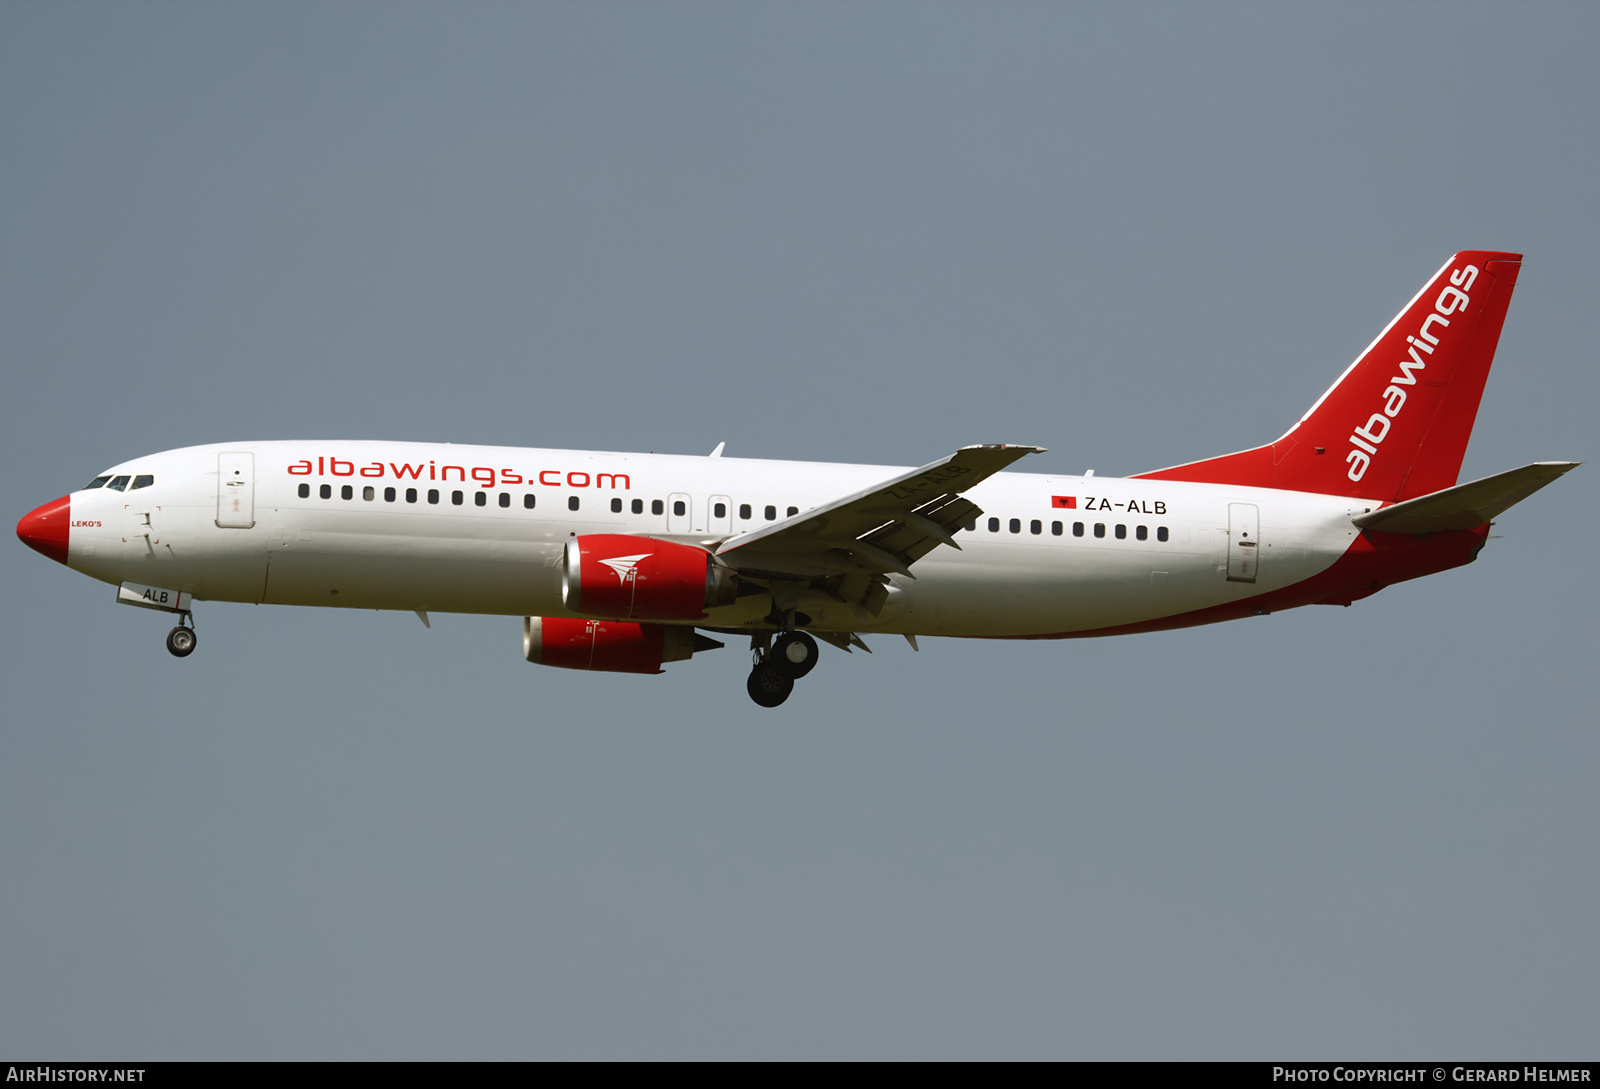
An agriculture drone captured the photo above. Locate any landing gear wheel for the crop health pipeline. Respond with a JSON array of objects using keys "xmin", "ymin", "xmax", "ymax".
[
  {"xmin": 747, "ymin": 661, "xmax": 795, "ymax": 707},
  {"xmin": 771, "ymin": 631, "xmax": 819, "ymax": 679},
  {"xmin": 166, "ymin": 626, "xmax": 197, "ymax": 658}
]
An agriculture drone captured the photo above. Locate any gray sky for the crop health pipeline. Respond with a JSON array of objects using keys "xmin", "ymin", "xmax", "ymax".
[{"xmin": 2, "ymin": 1, "xmax": 1595, "ymax": 1060}]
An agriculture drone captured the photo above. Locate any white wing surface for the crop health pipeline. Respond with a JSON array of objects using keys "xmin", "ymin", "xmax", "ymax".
[{"xmin": 715, "ymin": 444, "xmax": 1045, "ymax": 582}]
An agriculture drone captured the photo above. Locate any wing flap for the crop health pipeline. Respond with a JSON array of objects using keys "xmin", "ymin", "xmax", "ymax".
[
  {"xmin": 1353, "ymin": 461, "xmax": 1578, "ymax": 534},
  {"xmin": 857, "ymin": 495, "xmax": 981, "ymax": 568}
]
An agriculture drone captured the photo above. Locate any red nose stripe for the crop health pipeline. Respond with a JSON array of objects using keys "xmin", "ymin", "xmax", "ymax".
[{"xmin": 17, "ymin": 496, "xmax": 70, "ymax": 566}]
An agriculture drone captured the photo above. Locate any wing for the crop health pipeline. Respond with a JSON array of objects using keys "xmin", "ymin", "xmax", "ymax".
[{"xmin": 715, "ymin": 443, "xmax": 1045, "ymax": 583}]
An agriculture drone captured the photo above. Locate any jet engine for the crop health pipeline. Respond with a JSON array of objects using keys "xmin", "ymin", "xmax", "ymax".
[
  {"xmin": 561, "ymin": 534, "xmax": 738, "ymax": 621},
  {"xmin": 523, "ymin": 616, "xmax": 723, "ymax": 674}
]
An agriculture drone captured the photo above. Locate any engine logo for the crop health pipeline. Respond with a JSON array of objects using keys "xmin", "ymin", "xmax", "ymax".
[{"xmin": 598, "ymin": 554, "xmax": 651, "ymax": 584}]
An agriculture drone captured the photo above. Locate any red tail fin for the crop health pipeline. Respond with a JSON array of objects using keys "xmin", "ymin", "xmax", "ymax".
[{"xmin": 1134, "ymin": 251, "xmax": 1522, "ymax": 501}]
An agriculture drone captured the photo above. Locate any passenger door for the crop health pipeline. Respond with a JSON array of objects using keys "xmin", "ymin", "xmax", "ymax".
[
  {"xmin": 216, "ymin": 452, "xmax": 256, "ymax": 529},
  {"xmin": 1227, "ymin": 502, "xmax": 1259, "ymax": 583}
]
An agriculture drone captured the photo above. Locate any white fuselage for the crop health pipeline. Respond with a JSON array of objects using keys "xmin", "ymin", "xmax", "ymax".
[{"xmin": 62, "ymin": 440, "xmax": 1376, "ymax": 638}]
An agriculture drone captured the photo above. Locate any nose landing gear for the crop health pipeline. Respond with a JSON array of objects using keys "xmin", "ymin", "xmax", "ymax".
[
  {"xmin": 114, "ymin": 582, "xmax": 199, "ymax": 659},
  {"xmin": 165, "ymin": 613, "xmax": 197, "ymax": 658}
]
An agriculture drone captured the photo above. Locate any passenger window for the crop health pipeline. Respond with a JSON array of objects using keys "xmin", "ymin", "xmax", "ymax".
[
  {"xmin": 611, "ymin": 498, "xmax": 622, "ymax": 513},
  {"xmin": 739, "ymin": 504, "xmax": 751, "ymax": 520},
  {"xmin": 713, "ymin": 502, "xmax": 727, "ymax": 518},
  {"xmin": 1115, "ymin": 524, "xmax": 1126, "ymax": 539},
  {"xmin": 966, "ymin": 520, "xmax": 977, "ymax": 532},
  {"xmin": 1051, "ymin": 521, "xmax": 1062, "ymax": 536},
  {"xmin": 452, "ymin": 490, "xmax": 463, "ymax": 505},
  {"xmin": 1157, "ymin": 526, "xmax": 1169, "ymax": 542},
  {"xmin": 499, "ymin": 492, "xmax": 510, "ymax": 508},
  {"xmin": 428, "ymin": 489, "xmax": 439, "ymax": 504},
  {"xmin": 320, "ymin": 484, "xmax": 332, "ymax": 499},
  {"xmin": 407, "ymin": 488, "xmax": 418, "ymax": 503},
  {"xmin": 298, "ymin": 483, "xmax": 310, "ymax": 499},
  {"xmin": 473, "ymin": 491, "xmax": 486, "ymax": 507},
  {"xmin": 1136, "ymin": 525, "xmax": 1148, "ymax": 540},
  {"xmin": 107, "ymin": 476, "xmax": 130, "ymax": 492},
  {"xmin": 1073, "ymin": 521, "xmax": 1084, "ymax": 537},
  {"xmin": 523, "ymin": 494, "xmax": 535, "ymax": 509},
  {"xmin": 632, "ymin": 499, "xmax": 643, "ymax": 514},
  {"xmin": 673, "ymin": 500, "xmax": 686, "ymax": 516},
  {"xmin": 787, "ymin": 506, "xmax": 798, "ymax": 517},
  {"xmin": 385, "ymin": 487, "xmax": 396, "ymax": 502},
  {"xmin": 1009, "ymin": 518, "xmax": 1021, "ymax": 534},
  {"xmin": 130, "ymin": 475, "xmax": 155, "ymax": 490},
  {"xmin": 364, "ymin": 486, "xmax": 376, "ymax": 501},
  {"xmin": 569, "ymin": 496, "xmax": 581, "ymax": 511},
  {"xmin": 652, "ymin": 499, "xmax": 664, "ymax": 515},
  {"xmin": 988, "ymin": 517, "xmax": 1000, "ymax": 532},
  {"xmin": 764, "ymin": 505, "xmax": 776, "ymax": 520},
  {"xmin": 1030, "ymin": 519, "xmax": 1042, "ymax": 535},
  {"xmin": 85, "ymin": 476, "xmax": 111, "ymax": 490},
  {"xmin": 1094, "ymin": 523, "xmax": 1105, "ymax": 538},
  {"xmin": 341, "ymin": 485, "xmax": 354, "ymax": 500}
]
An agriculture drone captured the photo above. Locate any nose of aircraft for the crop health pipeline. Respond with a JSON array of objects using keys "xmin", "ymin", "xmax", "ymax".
[{"xmin": 17, "ymin": 496, "xmax": 71, "ymax": 565}]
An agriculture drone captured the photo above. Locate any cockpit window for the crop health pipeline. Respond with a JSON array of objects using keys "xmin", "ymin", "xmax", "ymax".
[
  {"xmin": 130, "ymin": 474, "xmax": 155, "ymax": 490},
  {"xmin": 106, "ymin": 475, "xmax": 131, "ymax": 492},
  {"xmin": 84, "ymin": 476, "xmax": 112, "ymax": 490}
]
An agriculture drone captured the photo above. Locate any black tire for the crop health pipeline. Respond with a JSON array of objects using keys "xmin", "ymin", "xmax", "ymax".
[
  {"xmin": 747, "ymin": 661, "xmax": 794, "ymax": 707},
  {"xmin": 166, "ymin": 626, "xmax": 197, "ymax": 658},
  {"xmin": 771, "ymin": 631, "xmax": 819, "ymax": 679}
]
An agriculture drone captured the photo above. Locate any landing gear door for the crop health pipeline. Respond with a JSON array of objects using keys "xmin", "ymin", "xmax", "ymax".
[
  {"xmin": 1227, "ymin": 502, "xmax": 1259, "ymax": 583},
  {"xmin": 216, "ymin": 451, "xmax": 256, "ymax": 529}
]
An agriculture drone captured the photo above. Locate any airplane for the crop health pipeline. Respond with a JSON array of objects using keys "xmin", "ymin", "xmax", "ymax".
[{"xmin": 15, "ymin": 250, "xmax": 1578, "ymax": 707}]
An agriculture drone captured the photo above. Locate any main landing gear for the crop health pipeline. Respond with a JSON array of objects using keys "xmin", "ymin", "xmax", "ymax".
[
  {"xmin": 165, "ymin": 614, "xmax": 198, "ymax": 658},
  {"xmin": 746, "ymin": 629, "xmax": 820, "ymax": 707}
]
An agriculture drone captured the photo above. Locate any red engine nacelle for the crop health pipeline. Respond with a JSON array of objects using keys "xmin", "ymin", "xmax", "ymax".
[
  {"xmin": 562, "ymin": 534, "xmax": 738, "ymax": 621},
  {"xmin": 523, "ymin": 616, "xmax": 723, "ymax": 674}
]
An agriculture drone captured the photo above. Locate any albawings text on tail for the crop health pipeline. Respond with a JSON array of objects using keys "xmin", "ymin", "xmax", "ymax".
[{"xmin": 1346, "ymin": 263, "xmax": 1478, "ymax": 483}]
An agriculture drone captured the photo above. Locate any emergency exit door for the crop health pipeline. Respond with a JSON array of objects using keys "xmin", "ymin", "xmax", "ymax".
[
  {"xmin": 666, "ymin": 492, "xmax": 692, "ymax": 534},
  {"xmin": 708, "ymin": 494, "xmax": 733, "ymax": 536}
]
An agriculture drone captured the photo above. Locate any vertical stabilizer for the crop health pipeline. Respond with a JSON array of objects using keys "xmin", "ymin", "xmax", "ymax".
[{"xmin": 1135, "ymin": 251, "xmax": 1522, "ymax": 502}]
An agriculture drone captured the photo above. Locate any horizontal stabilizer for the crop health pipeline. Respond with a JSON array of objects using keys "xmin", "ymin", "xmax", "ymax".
[{"xmin": 1353, "ymin": 462, "xmax": 1578, "ymax": 534}]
